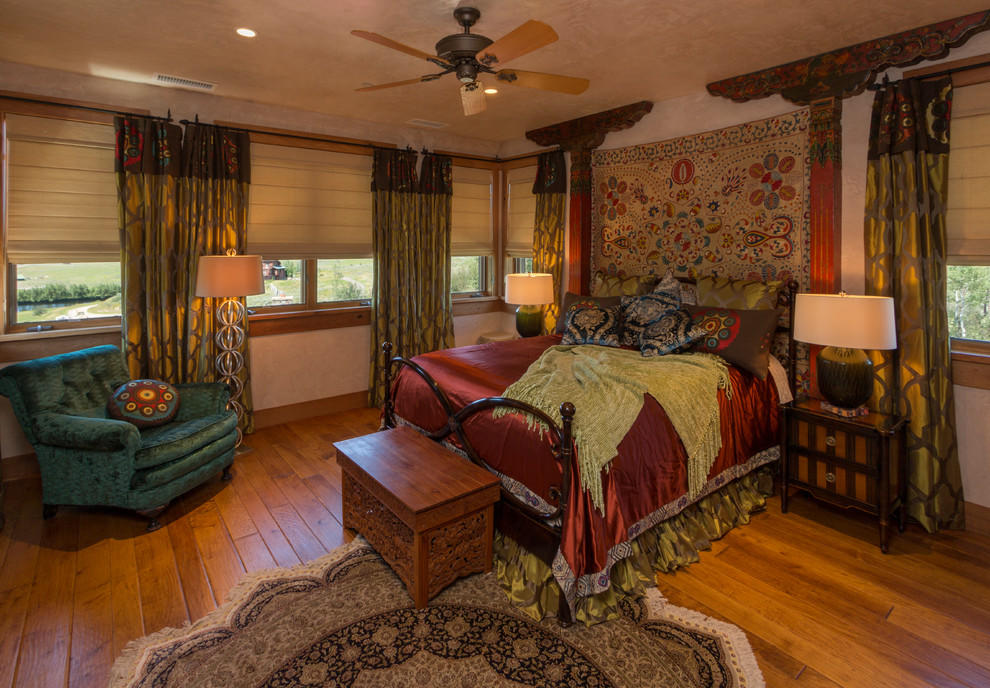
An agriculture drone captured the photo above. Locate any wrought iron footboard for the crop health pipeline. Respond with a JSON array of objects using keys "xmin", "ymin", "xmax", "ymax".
[{"xmin": 379, "ymin": 341, "xmax": 576, "ymax": 529}]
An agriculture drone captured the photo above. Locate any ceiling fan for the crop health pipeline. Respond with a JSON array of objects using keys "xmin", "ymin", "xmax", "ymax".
[{"xmin": 352, "ymin": 7, "xmax": 590, "ymax": 116}]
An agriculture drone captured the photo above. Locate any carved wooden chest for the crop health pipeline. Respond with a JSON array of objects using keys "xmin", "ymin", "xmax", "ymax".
[{"xmin": 334, "ymin": 426, "xmax": 500, "ymax": 607}]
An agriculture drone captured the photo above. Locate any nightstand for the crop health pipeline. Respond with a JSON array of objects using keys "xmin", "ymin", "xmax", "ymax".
[{"xmin": 780, "ymin": 398, "xmax": 907, "ymax": 552}]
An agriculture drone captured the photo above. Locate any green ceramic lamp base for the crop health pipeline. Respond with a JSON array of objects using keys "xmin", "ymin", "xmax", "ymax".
[
  {"xmin": 515, "ymin": 305, "xmax": 543, "ymax": 338},
  {"xmin": 816, "ymin": 345, "xmax": 874, "ymax": 410}
]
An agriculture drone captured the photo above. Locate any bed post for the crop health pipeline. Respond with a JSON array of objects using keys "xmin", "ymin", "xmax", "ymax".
[
  {"xmin": 381, "ymin": 341, "xmax": 395, "ymax": 426},
  {"xmin": 557, "ymin": 402, "xmax": 576, "ymax": 514},
  {"xmin": 785, "ymin": 280, "xmax": 798, "ymax": 396}
]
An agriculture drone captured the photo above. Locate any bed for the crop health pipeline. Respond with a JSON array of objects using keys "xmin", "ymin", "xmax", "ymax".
[{"xmin": 381, "ymin": 277, "xmax": 798, "ymax": 625}]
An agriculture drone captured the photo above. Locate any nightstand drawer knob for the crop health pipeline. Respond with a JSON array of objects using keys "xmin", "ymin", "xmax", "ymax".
[
  {"xmin": 825, "ymin": 435, "xmax": 837, "ymax": 447},
  {"xmin": 825, "ymin": 472, "xmax": 836, "ymax": 484}
]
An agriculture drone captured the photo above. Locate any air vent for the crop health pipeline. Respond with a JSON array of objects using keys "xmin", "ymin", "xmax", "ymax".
[
  {"xmin": 406, "ymin": 118, "xmax": 449, "ymax": 129},
  {"xmin": 153, "ymin": 73, "xmax": 217, "ymax": 92}
]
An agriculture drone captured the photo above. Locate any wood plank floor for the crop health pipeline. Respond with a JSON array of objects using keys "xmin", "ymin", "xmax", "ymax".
[{"xmin": 1, "ymin": 406, "xmax": 989, "ymax": 687}]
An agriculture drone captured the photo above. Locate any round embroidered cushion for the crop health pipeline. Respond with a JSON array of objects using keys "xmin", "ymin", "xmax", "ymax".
[{"xmin": 107, "ymin": 380, "xmax": 180, "ymax": 428}]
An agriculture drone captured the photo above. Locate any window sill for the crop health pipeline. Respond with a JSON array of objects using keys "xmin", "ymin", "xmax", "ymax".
[
  {"xmin": 249, "ymin": 298, "xmax": 507, "ymax": 337},
  {"xmin": 0, "ymin": 326, "xmax": 120, "ymax": 363},
  {"xmin": 951, "ymin": 347, "xmax": 990, "ymax": 390},
  {"xmin": 249, "ymin": 306, "xmax": 372, "ymax": 337}
]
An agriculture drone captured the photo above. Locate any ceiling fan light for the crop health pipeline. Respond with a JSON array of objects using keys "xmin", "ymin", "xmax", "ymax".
[{"xmin": 455, "ymin": 62, "xmax": 477, "ymax": 83}]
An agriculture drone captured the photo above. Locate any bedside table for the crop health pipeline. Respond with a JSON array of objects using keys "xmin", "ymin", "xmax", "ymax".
[{"xmin": 780, "ymin": 398, "xmax": 907, "ymax": 552}]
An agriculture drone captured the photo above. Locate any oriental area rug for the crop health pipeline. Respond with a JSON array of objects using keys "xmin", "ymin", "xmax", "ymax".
[{"xmin": 110, "ymin": 540, "xmax": 765, "ymax": 688}]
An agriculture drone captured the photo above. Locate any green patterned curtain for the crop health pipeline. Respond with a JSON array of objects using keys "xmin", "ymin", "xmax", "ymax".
[
  {"xmin": 115, "ymin": 116, "xmax": 184, "ymax": 379},
  {"xmin": 533, "ymin": 150, "xmax": 567, "ymax": 334},
  {"xmin": 864, "ymin": 76, "xmax": 965, "ymax": 531},
  {"xmin": 369, "ymin": 148, "xmax": 420, "ymax": 407},
  {"xmin": 180, "ymin": 124, "xmax": 254, "ymax": 434},
  {"xmin": 115, "ymin": 118, "xmax": 254, "ymax": 434},
  {"xmin": 417, "ymin": 153, "xmax": 455, "ymax": 353}
]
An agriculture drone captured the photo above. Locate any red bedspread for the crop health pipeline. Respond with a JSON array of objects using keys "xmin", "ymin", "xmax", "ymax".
[{"xmin": 390, "ymin": 334, "xmax": 781, "ymax": 603}]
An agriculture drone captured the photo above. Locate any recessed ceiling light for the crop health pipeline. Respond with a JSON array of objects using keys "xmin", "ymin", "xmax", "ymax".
[
  {"xmin": 236, "ymin": 28, "xmax": 257, "ymax": 38},
  {"xmin": 484, "ymin": 86, "xmax": 498, "ymax": 95}
]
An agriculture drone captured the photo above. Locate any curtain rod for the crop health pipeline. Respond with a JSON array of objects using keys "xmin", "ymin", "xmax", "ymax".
[
  {"xmin": 915, "ymin": 58, "xmax": 990, "ymax": 82},
  {"xmin": 1, "ymin": 94, "xmax": 173, "ymax": 122},
  {"xmin": 178, "ymin": 116, "xmax": 506, "ymax": 163},
  {"xmin": 881, "ymin": 58, "xmax": 990, "ymax": 89}
]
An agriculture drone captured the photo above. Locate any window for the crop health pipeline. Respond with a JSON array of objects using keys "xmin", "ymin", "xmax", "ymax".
[
  {"xmin": 246, "ymin": 259, "xmax": 303, "ymax": 308},
  {"xmin": 505, "ymin": 165, "xmax": 538, "ymax": 272},
  {"xmin": 451, "ymin": 165, "xmax": 494, "ymax": 296},
  {"xmin": 246, "ymin": 142, "xmax": 374, "ymax": 310},
  {"xmin": 3, "ymin": 111, "xmax": 120, "ymax": 332},
  {"xmin": 317, "ymin": 258, "xmax": 372, "ymax": 303},
  {"xmin": 946, "ymin": 81, "xmax": 990, "ymax": 345},
  {"xmin": 511, "ymin": 257, "xmax": 534, "ymax": 274}
]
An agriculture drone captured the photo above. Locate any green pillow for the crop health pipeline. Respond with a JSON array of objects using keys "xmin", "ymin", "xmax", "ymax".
[{"xmin": 696, "ymin": 275, "xmax": 782, "ymax": 310}]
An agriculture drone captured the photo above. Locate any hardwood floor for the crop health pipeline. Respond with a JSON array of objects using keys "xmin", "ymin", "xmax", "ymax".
[{"xmin": 1, "ymin": 407, "xmax": 988, "ymax": 687}]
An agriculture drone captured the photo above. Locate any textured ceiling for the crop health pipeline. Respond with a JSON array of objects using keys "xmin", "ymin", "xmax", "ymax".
[{"xmin": 1, "ymin": 0, "xmax": 988, "ymax": 142}]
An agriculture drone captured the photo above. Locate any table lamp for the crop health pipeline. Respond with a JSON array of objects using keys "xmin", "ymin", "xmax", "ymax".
[
  {"xmin": 793, "ymin": 292, "xmax": 897, "ymax": 414},
  {"xmin": 504, "ymin": 273, "xmax": 554, "ymax": 338},
  {"xmin": 195, "ymin": 249, "xmax": 265, "ymax": 448}
]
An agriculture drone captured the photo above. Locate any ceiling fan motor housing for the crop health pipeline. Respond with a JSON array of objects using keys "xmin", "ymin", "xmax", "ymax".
[
  {"xmin": 435, "ymin": 33, "xmax": 493, "ymax": 60},
  {"xmin": 436, "ymin": 7, "xmax": 493, "ymax": 84}
]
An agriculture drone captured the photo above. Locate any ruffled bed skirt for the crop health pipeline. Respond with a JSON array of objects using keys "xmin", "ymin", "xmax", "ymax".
[{"xmin": 494, "ymin": 467, "xmax": 774, "ymax": 625}]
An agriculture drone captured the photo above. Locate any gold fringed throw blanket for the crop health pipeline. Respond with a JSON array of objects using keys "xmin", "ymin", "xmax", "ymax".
[{"xmin": 495, "ymin": 345, "xmax": 732, "ymax": 511}]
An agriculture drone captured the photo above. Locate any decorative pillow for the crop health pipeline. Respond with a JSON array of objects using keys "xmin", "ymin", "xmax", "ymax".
[
  {"xmin": 652, "ymin": 270, "xmax": 681, "ymax": 296},
  {"xmin": 654, "ymin": 269, "xmax": 697, "ymax": 305},
  {"xmin": 555, "ymin": 292, "xmax": 622, "ymax": 334},
  {"xmin": 107, "ymin": 380, "xmax": 180, "ymax": 428},
  {"xmin": 640, "ymin": 308, "xmax": 707, "ymax": 357},
  {"xmin": 696, "ymin": 275, "xmax": 782, "ymax": 310},
  {"xmin": 591, "ymin": 272, "xmax": 655, "ymax": 297},
  {"xmin": 561, "ymin": 305, "xmax": 622, "ymax": 347},
  {"xmin": 620, "ymin": 291, "xmax": 681, "ymax": 347},
  {"xmin": 687, "ymin": 305, "xmax": 781, "ymax": 378}
]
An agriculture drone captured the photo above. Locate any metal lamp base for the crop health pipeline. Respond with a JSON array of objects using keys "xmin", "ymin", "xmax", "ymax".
[
  {"xmin": 816, "ymin": 346, "xmax": 874, "ymax": 410},
  {"xmin": 515, "ymin": 305, "xmax": 543, "ymax": 338},
  {"xmin": 215, "ymin": 297, "xmax": 247, "ymax": 448}
]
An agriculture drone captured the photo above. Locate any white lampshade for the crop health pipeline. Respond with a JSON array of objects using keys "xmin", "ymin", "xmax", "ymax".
[
  {"xmin": 195, "ymin": 253, "xmax": 265, "ymax": 298},
  {"xmin": 793, "ymin": 293, "xmax": 897, "ymax": 350},
  {"xmin": 504, "ymin": 273, "xmax": 554, "ymax": 305}
]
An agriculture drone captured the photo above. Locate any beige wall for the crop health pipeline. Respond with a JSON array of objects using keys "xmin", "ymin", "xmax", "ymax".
[{"xmin": 250, "ymin": 311, "xmax": 506, "ymax": 411}]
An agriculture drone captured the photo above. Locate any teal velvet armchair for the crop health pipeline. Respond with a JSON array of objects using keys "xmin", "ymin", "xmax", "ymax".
[{"xmin": 0, "ymin": 345, "xmax": 239, "ymax": 531}]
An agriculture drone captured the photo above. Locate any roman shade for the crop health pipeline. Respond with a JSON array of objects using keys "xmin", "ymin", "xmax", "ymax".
[
  {"xmin": 5, "ymin": 113, "xmax": 118, "ymax": 264},
  {"xmin": 505, "ymin": 165, "xmax": 537, "ymax": 258},
  {"xmin": 947, "ymin": 81, "xmax": 990, "ymax": 265},
  {"xmin": 246, "ymin": 143, "xmax": 373, "ymax": 259},
  {"xmin": 451, "ymin": 165, "xmax": 492, "ymax": 256}
]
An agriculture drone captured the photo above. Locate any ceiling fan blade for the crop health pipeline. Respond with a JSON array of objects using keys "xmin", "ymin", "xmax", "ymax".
[
  {"xmin": 351, "ymin": 30, "xmax": 452, "ymax": 67},
  {"xmin": 476, "ymin": 20, "xmax": 557, "ymax": 68},
  {"xmin": 460, "ymin": 83, "xmax": 487, "ymax": 116},
  {"xmin": 355, "ymin": 76, "xmax": 438, "ymax": 92},
  {"xmin": 496, "ymin": 69, "xmax": 589, "ymax": 95}
]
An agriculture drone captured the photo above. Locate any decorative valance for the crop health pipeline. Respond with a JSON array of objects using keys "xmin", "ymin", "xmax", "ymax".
[
  {"xmin": 371, "ymin": 148, "xmax": 418, "ymax": 192},
  {"xmin": 533, "ymin": 150, "xmax": 566, "ymax": 194},
  {"xmin": 114, "ymin": 116, "xmax": 182, "ymax": 176},
  {"xmin": 181, "ymin": 124, "xmax": 251, "ymax": 182},
  {"xmin": 707, "ymin": 11, "xmax": 990, "ymax": 105},
  {"xmin": 419, "ymin": 152, "xmax": 453, "ymax": 195}
]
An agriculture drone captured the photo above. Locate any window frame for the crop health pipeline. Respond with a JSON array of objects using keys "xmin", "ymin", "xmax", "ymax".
[
  {"xmin": 450, "ymin": 255, "xmax": 491, "ymax": 299},
  {"xmin": 1, "ymin": 98, "xmax": 124, "ymax": 336},
  {"xmin": 450, "ymin": 158, "xmax": 500, "ymax": 301}
]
